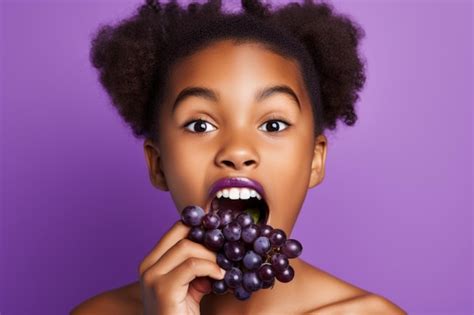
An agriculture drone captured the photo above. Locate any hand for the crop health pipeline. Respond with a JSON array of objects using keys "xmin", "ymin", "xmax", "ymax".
[{"xmin": 138, "ymin": 221, "xmax": 226, "ymax": 315}]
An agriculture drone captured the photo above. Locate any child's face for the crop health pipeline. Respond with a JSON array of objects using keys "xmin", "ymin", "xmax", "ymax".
[{"xmin": 144, "ymin": 39, "xmax": 327, "ymax": 234}]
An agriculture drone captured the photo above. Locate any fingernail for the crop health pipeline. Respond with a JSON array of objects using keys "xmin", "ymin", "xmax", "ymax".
[{"xmin": 220, "ymin": 268, "xmax": 226, "ymax": 278}]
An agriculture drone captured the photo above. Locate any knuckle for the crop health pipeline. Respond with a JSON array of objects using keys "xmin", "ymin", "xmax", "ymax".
[
  {"xmin": 176, "ymin": 238, "xmax": 192, "ymax": 250},
  {"xmin": 177, "ymin": 239, "xmax": 201, "ymax": 256},
  {"xmin": 141, "ymin": 270, "xmax": 156, "ymax": 288},
  {"xmin": 185, "ymin": 257, "xmax": 199, "ymax": 272},
  {"xmin": 138, "ymin": 259, "xmax": 154, "ymax": 278},
  {"xmin": 176, "ymin": 238, "xmax": 208, "ymax": 257}
]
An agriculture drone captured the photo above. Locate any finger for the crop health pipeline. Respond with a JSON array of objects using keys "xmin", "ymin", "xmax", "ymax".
[
  {"xmin": 151, "ymin": 238, "xmax": 217, "ymax": 275},
  {"xmin": 169, "ymin": 257, "xmax": 225, "ymax": 286},
  {"xmin": 149, "ymin": 258, "xmax": 224, "ymax": 307},
  {"xmin": 188, "ymin": 277, "xmax": 212, "ymax": 305},
  {"xmin": 190, "ymin": 277, "xmax": 212, "ymax": 295},
  {"xmin": 138, "ymin": 220, "xmax": 189, "ymax": 276}
]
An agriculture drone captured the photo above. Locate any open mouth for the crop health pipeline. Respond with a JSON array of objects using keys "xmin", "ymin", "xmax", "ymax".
[{"xmin": 209, "ymin": 194, "xmax": 269, "ymax": 225}]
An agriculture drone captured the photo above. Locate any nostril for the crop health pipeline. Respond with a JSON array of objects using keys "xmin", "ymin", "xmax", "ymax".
[
  {"xmin": 244, "ymin": 160, "xmax": 256, "ymax": 166},
  {"xmin": 222, "ymin": 160, "xmax": 234, "ymax": 167},
  {"xmin": 220, "ymin": 159, "xmax": 256, "ymax": 169}
]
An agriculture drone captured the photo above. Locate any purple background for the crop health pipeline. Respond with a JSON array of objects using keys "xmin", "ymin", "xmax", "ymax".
[{"xmin": 1, "ymin": 0, "xmax": 472, "ymax": 314}]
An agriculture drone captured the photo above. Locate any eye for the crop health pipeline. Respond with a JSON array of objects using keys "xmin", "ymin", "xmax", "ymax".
[
  {"xmin": 258, "ymin": 119, "xmax": 290, "ymax": 133},
  {"xmin": 184, "ymin": 119, "xmax": 217, "ymax": 133}
]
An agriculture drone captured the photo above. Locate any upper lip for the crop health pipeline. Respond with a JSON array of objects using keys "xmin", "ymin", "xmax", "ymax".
[{"xmin": 206, "ymin": 176, "xmax": 267, "ymax": 210}]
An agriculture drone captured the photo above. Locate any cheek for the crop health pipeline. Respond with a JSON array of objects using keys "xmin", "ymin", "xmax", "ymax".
[
  {"xmin": 167, "ymin": 137, "xmax": 212, "ymax": 174},
  {"xmin": 267, "ymin": 146, "xmax": 310, "ymax": 201},
  {"xmin": 161, "ymin": 134, "xmax": 211, "ymax": 208},
  {"xmin": 264, "ymin": 132, "xmax": 312, "ymax": 173},
  {"xmin": 261, "ymin": 135, "xmax": 313, "ymax": 227}
]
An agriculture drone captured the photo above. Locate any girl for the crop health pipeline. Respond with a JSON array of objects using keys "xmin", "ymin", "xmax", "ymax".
[{"xmin": 72, "ymin": 0, "xmax": 406, "ymax": 313}]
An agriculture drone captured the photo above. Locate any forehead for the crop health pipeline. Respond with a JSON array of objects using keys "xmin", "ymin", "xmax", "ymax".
[{"xmin": 165, "ymin": 40, "xmax": 308, "ymax": 102}]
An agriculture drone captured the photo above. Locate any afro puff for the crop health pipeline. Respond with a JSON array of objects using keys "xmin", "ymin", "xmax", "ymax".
[{"xmin": 90, "ymin": 0, "xmax": 366, "ymax": 141}]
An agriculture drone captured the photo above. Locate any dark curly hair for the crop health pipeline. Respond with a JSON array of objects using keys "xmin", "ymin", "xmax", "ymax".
[{"xmin": 89, "ymin": 0, "xmax": 366, "ymax": 142}]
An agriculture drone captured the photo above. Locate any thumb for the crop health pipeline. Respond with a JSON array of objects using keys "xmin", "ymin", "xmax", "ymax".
[{"xmin": 188, "ymin": 277, "xmax": 212, "ymax": 304}]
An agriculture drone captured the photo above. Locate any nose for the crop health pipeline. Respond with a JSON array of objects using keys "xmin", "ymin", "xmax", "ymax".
[{"xmin": 215, "ymin": 135, "xmax": 259, "ymax": 171}]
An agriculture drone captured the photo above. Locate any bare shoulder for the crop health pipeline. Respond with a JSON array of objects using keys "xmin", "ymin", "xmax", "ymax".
[
  {"xmin": 308, "ymin": 293, "xmax": 407, "ymax": 315},
  {"xmin": 296, "ymin": 260, "xmax": 406, "ymax": 314},
  {"xmin": 70, "ymin": 282, "xmax": 142, "ymax": 315}
]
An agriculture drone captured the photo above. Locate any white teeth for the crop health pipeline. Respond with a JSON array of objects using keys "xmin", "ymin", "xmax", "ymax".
[
  {"xmin": 229, "ymin": 188, "xmax": 240, "ymax": 200},
  {"xmin": 222, "ymin": 189, "xmax": 229, "ymax": 198},
  {"xmin": 240, "ymin": 188, "xmax": 251, "ymax": 199},
  {"xmin": 215, "ymin": 187, "xmax": 262, "ymax": 201}
]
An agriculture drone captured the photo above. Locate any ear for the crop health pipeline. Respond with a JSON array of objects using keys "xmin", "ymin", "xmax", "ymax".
[
  {"xmin": 143, "ymin": 138, "xmax": 169, "ymax": 191},
  {"xmin": 308, "ymin": 134, "xmax": 328, "ymax": 189}
]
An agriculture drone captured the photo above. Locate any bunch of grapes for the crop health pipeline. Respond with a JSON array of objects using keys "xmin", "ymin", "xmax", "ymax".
[{"xmin": 180, "ymin": 205, "xmax": 303, "ymax": 301}]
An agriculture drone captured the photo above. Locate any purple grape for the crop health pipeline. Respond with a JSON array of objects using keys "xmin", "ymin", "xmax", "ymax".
[
  {"xmin": 216, "ymin": 252, "xmax": 233, "ymax": 270},
  {"xmin": 223, "ymin": 241, "xmax": 245, "ymax": 262},
  {"xmin": 218, "ymin": 209, "xmax": 233, "ymax": 227},
  {"xmin": 202, "ymin": 212, "xmax": 221, "ymax": 230},
  {"xmin": 242, "ymin": 271, "xmax": 262, "ymax": 292},
  {"xmin": 242, "ymin": 250, "xmax": 262, "ymax": 271},
  {"xmin": 261, "ymin": 277, "xmax": 275, "ymax": 289},
  {"xmin": 270, "ymin": 253, "xmax": 289, "ymax": 272},
  {"xmin": 234, "ymin": 286, "xmax": 251, "ymax": 301},
  {"xmin": 253, "ymin": 236, "xmax": 271, "ymax": 255},
  {"xmin": 181, "ymin": 205, "xmax": 205, "ymax": 227},
  {"xmin": 241, "ymin": 223, "xmax": 260, "ymax": 243},
  {"xmin": 257, "ymin": 263, "xmax": 275, "ymax": 282},
  {"xmin": 275, "ymin": 265, "xmax": 294, "ymax": 283},
  {"xmin": 281, "ymin": 239, "xmax": 303, "ymax": 258},
  {"xmin": 224, "ymin": 267, "xmax": 242, "ymax": 288},
  {"xmin": 188, "ymin": 226, "xmax": 205, "ymax": 243},
  {"xmin": 180, "ymin": 202, "xmax": 302, "ymax": 300},
  {"xmin": 260, "ymin": 224, "xmax": 273, "ymax": 237},
  {"xmin": 223, "ymin": 221, "xmax": 241, "ymax": 241},
  {"xmin": 212, "ymin": 279, "xmax": 228, "ymax": 295},
  {"xmin": 269, "ymin": 228, "xmax": 287, "ymax": 247},
  {"xmin": 236, "ymin": 212, "xmax": 253, "ymax": 228},
  {"xmin": 203, "ymin": 229, "xmax": 224, "ymax": 251}
]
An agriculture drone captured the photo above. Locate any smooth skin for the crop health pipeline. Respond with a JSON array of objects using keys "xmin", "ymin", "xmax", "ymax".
[{"xmin": 71, "ymin": 40, "xmax": 406, "ymax": 315}]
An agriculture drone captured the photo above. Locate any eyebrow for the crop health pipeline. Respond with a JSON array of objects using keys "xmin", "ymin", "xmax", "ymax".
[{"xmin": 171, "ymin": 84, "xmax": 301, "ymax": 113}]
